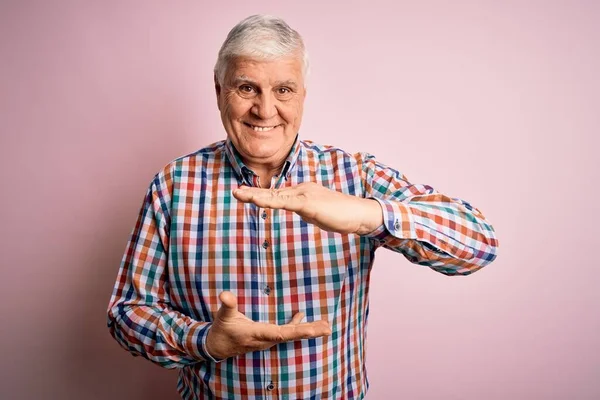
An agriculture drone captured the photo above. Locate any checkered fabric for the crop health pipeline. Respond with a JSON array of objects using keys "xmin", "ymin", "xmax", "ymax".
[{"xmin": 107, "ymin": 136, "xmax": 498, "ymax": 399}]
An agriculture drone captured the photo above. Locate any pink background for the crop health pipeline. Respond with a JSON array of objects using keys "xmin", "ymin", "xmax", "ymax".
[{"xmin": 1, "ymin": 1, "xmax": 598, "ymax": 399}]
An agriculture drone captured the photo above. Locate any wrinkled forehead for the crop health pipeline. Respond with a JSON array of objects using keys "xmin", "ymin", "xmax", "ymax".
[{"xmin": 224, "ymin": 56, "xmax": 304, "ymax": 87}]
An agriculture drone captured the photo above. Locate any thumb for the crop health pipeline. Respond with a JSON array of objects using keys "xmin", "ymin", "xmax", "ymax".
[
  {"xmin": 217, "ymin": 291, "xmax": 238, "ymax": 320},
  {"xmin": 289, "ymin": 312, "xmax": 305, "ymax": 325}
]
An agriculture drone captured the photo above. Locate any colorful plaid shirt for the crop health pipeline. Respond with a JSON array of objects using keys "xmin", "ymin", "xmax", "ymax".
[{"xmin": 107, "ymin": 136, "xmax": 498, "ymax": 399}]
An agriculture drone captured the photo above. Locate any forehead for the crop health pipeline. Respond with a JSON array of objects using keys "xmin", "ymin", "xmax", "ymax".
[{"xmin": 225, "ymin": 56, "xmax": 304, "ymax": 86}]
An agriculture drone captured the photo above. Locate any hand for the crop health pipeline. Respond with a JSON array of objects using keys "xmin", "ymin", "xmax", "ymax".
[
  {"xmin": 232, "ymin": 182, "xmax": 384, "ymax": 235},
  {"xmin": 205, "ymin": 291, "xmax": 331, "ymax": 360}
]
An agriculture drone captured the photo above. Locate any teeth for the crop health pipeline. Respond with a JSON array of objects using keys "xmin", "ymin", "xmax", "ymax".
[{"xmin": 250, "ymin": 125, "xmax": 276, "ymax": 132}]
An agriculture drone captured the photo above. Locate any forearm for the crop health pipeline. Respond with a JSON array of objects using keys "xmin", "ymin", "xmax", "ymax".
[
  {"xmin": 366, "ymin": 194, "xmax": 498, "ymax": 275},
  {"xmin": 358, "ymin": 151, "xmax": 498, "ymax": 275},
  {"xmin": 106, "ymin": 173, "xmax": 218, "ymax": 367},
  {"xmin": 355, "ymin": 198, "xmax": 385, "ymax": 235},
  {"xmin": 107, "ymin": 298, "xmax": 216, "ymax": 368}
]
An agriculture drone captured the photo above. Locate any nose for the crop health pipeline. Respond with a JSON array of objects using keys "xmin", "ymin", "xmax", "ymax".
[{"xmin": 251, "ymin": 92, "xmax": 278, "ymax": 120}]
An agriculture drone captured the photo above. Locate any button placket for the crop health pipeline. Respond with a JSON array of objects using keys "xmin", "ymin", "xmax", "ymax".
[{"xmin": 258, "ymin": 203, "xmax": 276, "ymax": 388}]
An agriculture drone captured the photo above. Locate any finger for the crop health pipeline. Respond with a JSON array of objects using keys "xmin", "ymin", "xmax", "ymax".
[
  {"xmin": 279, "ymin": 320, "xmax": 332, "ymax": 341},
  {"xmin": 289, "ymin": 312, "xmax": 305, "ymax": 325},
  {"xmin": 216, "ymin": 291, "xmax": 238, "ymax": 319},
  {"xmin": 253, "ymin": 320, "xmax": 331, "ymax": 343},
  {"xmin": 232, "ymin": 187, "xmax": 305, "ymax": 212}
]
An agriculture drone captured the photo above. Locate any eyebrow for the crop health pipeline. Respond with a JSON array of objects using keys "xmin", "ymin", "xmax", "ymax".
[
  {"xmin": 232, "ymin": 76, "xmax": 256, "ymax": 85},
  {"xmin": 232, "ymin": 76, "xmax": 298, "ymax": 88},
  {"xmin": 274, "ymin": 80, "xmax": 298, "ymax": 88}
]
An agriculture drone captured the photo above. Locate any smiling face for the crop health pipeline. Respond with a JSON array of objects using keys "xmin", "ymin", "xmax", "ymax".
[{"xmin": 215, "ymin": 55, "xmax": 306, "ymax": 172}]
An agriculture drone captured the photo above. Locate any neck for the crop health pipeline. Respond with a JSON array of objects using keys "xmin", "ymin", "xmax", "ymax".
[{"xmin": 250, "ymin": 163, "xmax": 285, "ymax": 189}]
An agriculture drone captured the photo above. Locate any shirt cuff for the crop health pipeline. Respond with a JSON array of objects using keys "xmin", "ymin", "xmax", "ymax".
[
  {"xmin": 364, "ymin": 198, "xmax": 415, "ymax": 241},
  {"xmin": 186, "ymin": 322, "xmax": 224, "ymax": 363}
]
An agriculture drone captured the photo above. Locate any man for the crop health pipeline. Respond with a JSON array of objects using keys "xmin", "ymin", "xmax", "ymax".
[{"xmin": 107, "ymin": 14, "xmax": 498, "ymax": 399}]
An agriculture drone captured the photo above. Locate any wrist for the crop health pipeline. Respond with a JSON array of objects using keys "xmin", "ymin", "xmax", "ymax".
[
  {"xmin": 356, "ymin": 198, "xmax": 384, "ymax": 235},
  {"xmin": 203, "ymin": 326, "xmax": 226, "ymax": 363}
]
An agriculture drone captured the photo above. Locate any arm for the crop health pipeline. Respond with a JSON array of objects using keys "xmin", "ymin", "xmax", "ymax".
[
  {"xmin": 108, "ymin": 171, "xmax": 332, "ymax": 367},
  {"xmin": 106, "ymin": 173, "xmax": 215, "ymax": 368},
  {"xmin": 359, "ymin": 153, "xmax": 499, "ymax": 276},
  {"xmin": 232, "ymin": 153, "xmax": 498, "ymax": 277}
]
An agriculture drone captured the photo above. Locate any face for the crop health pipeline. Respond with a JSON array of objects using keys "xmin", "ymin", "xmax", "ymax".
[{"xmin": 215, "ymin": 55, "xmax": 306, "ymax": 171}]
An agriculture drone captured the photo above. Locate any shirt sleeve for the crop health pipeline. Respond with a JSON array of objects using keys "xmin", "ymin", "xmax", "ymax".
[
  {"xmin": 357, "ymin": 152, "xmax": 499, "ymax": 276},
  {"xmin": 106, "ymin": 170, "xmax": 218, "ymax": 368}
]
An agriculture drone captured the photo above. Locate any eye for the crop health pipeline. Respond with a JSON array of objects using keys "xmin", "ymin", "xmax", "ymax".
[
  {"xmin": 239, "ymin": 85, "xmax": 255, "ymax": 93},
  {"xmin": 275, "ymin": 87, "xmax": 294, "ymax": 99}
]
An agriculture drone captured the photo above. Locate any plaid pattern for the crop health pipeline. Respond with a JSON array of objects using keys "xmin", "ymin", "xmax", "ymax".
[{"xmin": 107, "ymin": 137, "xmax": 498, "ymax": 399}]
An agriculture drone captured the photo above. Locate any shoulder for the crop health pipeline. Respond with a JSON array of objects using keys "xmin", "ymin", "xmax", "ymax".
[
  {"xmin": 299, "ymin": 139, "xmax": 374, "ymax": 165},
  {"xmin": 148, "ymin": 140, "xmax": 225, "ymax": 191},
  {"xmin": 167, "ymin": 140, "xmax": 225, "ymax": 169},
  {"xmin": 298, "ymin": 139, "xmax": 406, "ymax": 180},
  {"xmin": 156, "ymin": 140, "xmax": 225, "ymax": 177}
]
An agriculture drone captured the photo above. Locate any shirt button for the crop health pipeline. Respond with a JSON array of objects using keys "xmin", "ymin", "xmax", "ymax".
[
  {"xmin": 394, "ymin": 219, "xmax": 401, "ymax": 231},
  {"xmin": 263, "ymin": 285, "xmax": 272, "ymax": 295},
  {"xmin": 262, "ymin": 240, "xmax": 269, "ymax": 249},
  {"xmin": 261, "ymin": 211, "xmax": 267, "ymax": 220},
  {"xmin": 266, "ymin": 382, "xmax": 275, "ymax": 391}
]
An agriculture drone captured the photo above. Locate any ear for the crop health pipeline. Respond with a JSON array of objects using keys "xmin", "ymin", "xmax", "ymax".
[{"xmin": 214, "ymin": 73, "xmax": 222, "ymax": 110}]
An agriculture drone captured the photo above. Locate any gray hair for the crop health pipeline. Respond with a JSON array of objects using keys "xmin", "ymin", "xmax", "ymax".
[{"xmin": 214, "ymin": 15, "xmax": 309, "ymax": 86}]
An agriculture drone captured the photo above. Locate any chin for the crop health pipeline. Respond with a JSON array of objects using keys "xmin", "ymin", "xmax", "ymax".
[{"xmin": 244, "ymin": 143, "xmax": 282, "ymax": 160}]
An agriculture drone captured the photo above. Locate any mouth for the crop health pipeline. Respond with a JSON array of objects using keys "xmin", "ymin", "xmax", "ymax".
[{"xmin": 243, "ymin": 122, "xmax": 282, "ymax": 132}]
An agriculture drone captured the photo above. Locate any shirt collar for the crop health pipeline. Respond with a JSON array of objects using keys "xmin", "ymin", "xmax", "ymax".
[
  {"xmin": 281, "ymin": 134, "xmax": 301, "ymax": 179},
  {"xmin": 224, "ymin": 134, "xmax": 301, "ymax": 183},
  {"xmin": 224, "ymin": 138, "xmax": 248, "ymax": 182}
]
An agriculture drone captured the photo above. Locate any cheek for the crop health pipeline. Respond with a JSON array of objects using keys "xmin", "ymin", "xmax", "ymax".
[
  {"xmin": 222, "ymin": 94, "xmax": 249, "ymax": 120},
  {"xmin": 282, "ymin": 102, "xmax": 303, "ymax": 124}
]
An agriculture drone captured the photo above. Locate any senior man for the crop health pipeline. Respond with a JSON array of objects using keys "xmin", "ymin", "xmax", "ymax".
[{"xmin": 107, "ymin": 14, "xmax": 498, "ymax": 399}]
